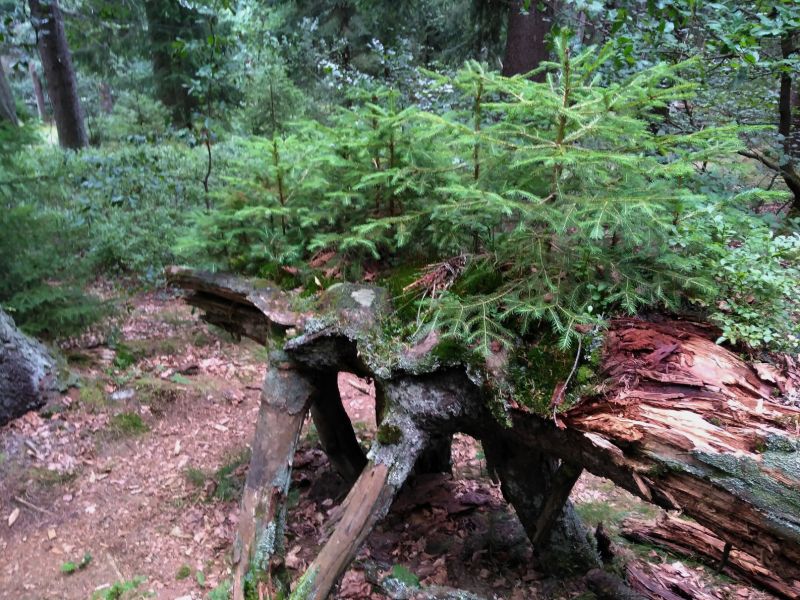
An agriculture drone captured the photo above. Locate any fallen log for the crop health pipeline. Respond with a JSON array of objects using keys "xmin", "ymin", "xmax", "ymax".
[
  {"xmin": 559, "ymin": 319, "xmax": 800, "ymax": 585},
  {"xmin": 621, "ymin": 513, "xmax": 800, "ymax": 599},
  {"xmin": 167, "ymin": 268, "xmax": 800, "ymax": 599},
  {"xmin": 626, "ymin": 561, "xmax": 717, "ymax": 600}
]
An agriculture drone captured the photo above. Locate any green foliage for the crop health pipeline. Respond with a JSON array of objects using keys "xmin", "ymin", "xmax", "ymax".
[
  {"xmin": 387, "ymin": 564, "xmax": 421, "ymax": 588},
  {"xmin": 406, "ymin": 40, "xmax": 747, "ymax": 352},
  {"xmin": 2, "ymin": 0, "xmax": 799, "ymax": 359},
  {"xmin": 60, "ymin": 552, "xmax": 92, "ymax": 575},
  {"xmin": 91, "ymin": 93, "xmax": 172, "ymax": 145},
  {"xmin": 181, "ymin": 34, "xmax": 799, "ymax": 355},
  {"xmin": 0, "ymin": 126, "xmax": 204, "ymax": 337},
  {"xmin": 206, "ymin": 580, "xmax": 232, "ymax": 600},
  {"xmin": 0, "ymin": 126, "xmax": 98, "ymax": 341},
  {"xmin": 91, "ymin": 576, "xmax": 147, "ymax": 600},
  {"xmin": 678, "ymin": 206, "xmax": 800, "ymax": 351}
]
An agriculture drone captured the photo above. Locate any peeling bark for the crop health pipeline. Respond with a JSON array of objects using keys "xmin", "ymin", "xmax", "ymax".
[{"xmin": 622, "ymin": 514, "xmax": 800, "ymax": 599}]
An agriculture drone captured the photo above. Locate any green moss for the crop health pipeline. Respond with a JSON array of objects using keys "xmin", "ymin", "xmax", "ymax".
[
  {"xmin": 255, "ymin": 263, "xmax": 300, "ymax": 290},
  {"xmin": 124, "ymin": 337, "xmax": 180, "ymax": 358},
  {"xmin": 288, "ymin": 568, "xmax": 318, "ymax": 600},
  {"xmin": 378, "ymin": 263, "xmax": 427, "ymax": 324},
  {"xmin": 388, "ymin": 564, "xmax": 420, "ymax": 588},
  {"xmin": 376, "ymin": 424, "xmax": 403, "ymax": 445},
  {"xmin": 112, "ymin": 343, "xmax": 142, "ymax": 369},
  {"xmin": 207, "ymin": 580, "xmax": 232, "ymax": 600},
  {"xmin": 450, "ymin": 262, "xmax": 503, "ymax": 296},
  {"xmin": 29, "ymin": 467, "xmax": 79, "ymax": 487},
  {"xmin": 80, "ymin": 380, "xmax": 108, "ymax": 413},
  {"xmin": 175, "ymin": 565, "xmax": 191, "ymax": 580},
  {"xmin": 507, "ymin": 342, "xmax": 575, "ymax": 415},
  {"xmin": 65, "ymin": 350, "xmax": 94, "ymax": 366},
  {"xmin": 107, "ymin": 412, "xmax": 149, "ymax": 437},
  {"xmin": 134, "ymin": 377, "xmax": 179, "ymax": 412},
  {"xmin": 576, "ymin": 365, "xmax": 595, "ymax": 384},
  {"xmin": 431, "ymin": 338, "xmax": 472, "ymax": 364}
]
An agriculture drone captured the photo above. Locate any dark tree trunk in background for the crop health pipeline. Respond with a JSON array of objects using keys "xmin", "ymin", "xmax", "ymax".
[
  {"xmin": 29, "ymin": 62, "xmax": 48, "ymax": 121},
  {"xmin": 0, "ymin": 61, "xmax": 18, "ymax": 126},
  {"xmin": 144, "ymin": 0, "xmax": 198, "ymax": 128},
  {"xmin": 502, "ymin": 0, "xmax": 554, "ymax": 77},
  {"xmin": 779, "ymin": 32, "xmax": 800, "ymax": 207},
  {"xmin": 99, "ymin": 81, "xmax": 114, "ymax": 114},
  {"xmin": 29, "ymin": 0, "xmax": 88, "ymax": 149}
]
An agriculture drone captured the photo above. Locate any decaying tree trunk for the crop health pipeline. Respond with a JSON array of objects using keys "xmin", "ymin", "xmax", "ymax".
[
  {"xmin": 622, "ymin": 514, "xmax": 800, "ymax": 599},
  {"xmin": 232, "ymin": 357, "xmax": 317, "ymax": 600},
  {"xmin": 167, "ymin": 267, "xmax": 800, "ymax": 600}
]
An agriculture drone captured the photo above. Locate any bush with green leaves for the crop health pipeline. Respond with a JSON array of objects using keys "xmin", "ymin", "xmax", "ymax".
[
  {"xmin": 678, "ymin": 206, "xmax": 800, "ymax": 351},
  {"xmin": 62, "ymin": 142, "xmax": 206, "ymax": 281},
  {"xmin": 0, "ymin": 125, "xmax": 209, "ymax": 337},
  {"xmin": 89, "ymin": 92, "xmax": 172, "ymax": 145},
  {"xmin": 0, "ymin": 125, "xmax": 104, "ymax": 338}
]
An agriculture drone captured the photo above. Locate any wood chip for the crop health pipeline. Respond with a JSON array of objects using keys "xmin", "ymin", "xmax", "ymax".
[{"xmin": 7, "ymin": 508, "xmax": 20, "ymax": 527}]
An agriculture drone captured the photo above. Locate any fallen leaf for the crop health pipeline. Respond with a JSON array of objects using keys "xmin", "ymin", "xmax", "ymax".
[{"xmin": 8, "ymin": 508, "xmax": 20, "ymax": 527}]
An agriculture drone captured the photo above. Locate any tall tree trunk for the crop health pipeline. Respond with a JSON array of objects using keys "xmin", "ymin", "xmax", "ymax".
[
  {"xmin": 779, "ymin": 32, "xmax": 800, "ymax": 208},
  {"xmin": 28, "ymin": 62, "xmax": 48, "ymax": 121},
  {"xmin": 28, "ymin": 0, "xmax": 87, "ymax": 148},
  {"xmin": 502, "ymin": 0, "xmax": 554, "ymax": 77},
  {"xmin": 143, "ymin": 0, "xmax": 198, "ymax": 128},
  {"xmin": 28, "ymin": 0, "xmax": 89, "ymax": 149},
  {"xmin": 0, "ymin": 61, "xmax": 18, "ymax": 126}
]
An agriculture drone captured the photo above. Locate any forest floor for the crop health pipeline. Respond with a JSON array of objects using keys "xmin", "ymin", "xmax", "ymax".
[{"xmin": 0, "ymin": 288, "xmax": 777, "ymax": 600}]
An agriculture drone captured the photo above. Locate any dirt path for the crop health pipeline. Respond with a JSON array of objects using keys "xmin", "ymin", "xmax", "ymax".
[{"xmin": 0, "ymin": 291, "xmax": 776, "ymax": 600}]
